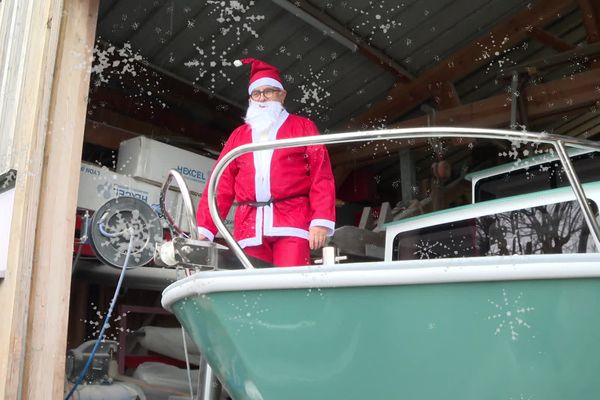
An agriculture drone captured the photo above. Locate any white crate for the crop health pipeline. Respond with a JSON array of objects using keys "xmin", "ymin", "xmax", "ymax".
[
  {"xmin": 117, "ymin": 136, "xmax": 216, "ymax": 196},
  {"xmin": 77, "ymin": 162, "xmax": 180, "ymax": 220}
]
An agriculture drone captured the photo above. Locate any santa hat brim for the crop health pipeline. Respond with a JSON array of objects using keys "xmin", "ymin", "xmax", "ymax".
[{"xmin": 248, "ymin": 77, "xmax": 284, "ymax": 95}]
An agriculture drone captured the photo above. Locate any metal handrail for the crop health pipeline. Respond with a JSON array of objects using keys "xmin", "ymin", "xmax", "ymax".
[
  {"xmin": 160, "ymin": 170, "xmax": 199, "ymax": 240},
  {"xmin": 207, "ymin": 127, "xmax": 600, "ymax": 270}
]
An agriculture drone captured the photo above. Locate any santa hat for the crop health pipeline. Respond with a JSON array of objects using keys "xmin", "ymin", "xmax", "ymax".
[{"xmin": 234, "ymin": 58, "xmax": 284, "ymax": 95}]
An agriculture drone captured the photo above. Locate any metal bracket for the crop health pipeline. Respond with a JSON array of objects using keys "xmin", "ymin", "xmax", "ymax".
[{"xmin": 314, "ymin": 246, "xmax": 347, "ymax": 265}]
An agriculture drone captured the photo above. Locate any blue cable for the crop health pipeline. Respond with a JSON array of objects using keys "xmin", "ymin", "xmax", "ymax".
[{"xmin": 65, "ymin": 226, "xmax": 135, "ymax": 399}]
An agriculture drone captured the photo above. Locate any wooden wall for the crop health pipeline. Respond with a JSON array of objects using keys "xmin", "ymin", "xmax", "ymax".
[{"xmin": 0, "ymin": 0, "xmax": 98, "ymax": 397}]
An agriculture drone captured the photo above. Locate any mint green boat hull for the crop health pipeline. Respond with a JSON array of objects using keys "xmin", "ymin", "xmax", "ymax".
[{"xmin": 169, "ymin": 277, "xmax": 600, "ymax": 400}]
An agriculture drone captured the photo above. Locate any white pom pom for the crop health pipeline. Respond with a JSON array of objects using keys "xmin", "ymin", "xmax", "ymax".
[{"xmin": 233, "ymin": 59, "xmax": 243, "ymax": 67}]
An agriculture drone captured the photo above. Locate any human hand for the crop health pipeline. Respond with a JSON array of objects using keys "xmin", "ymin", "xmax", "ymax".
[
  {"xmin": 309, "ymin": 226, "xmax": 329, "ymax": 250},
  {"xmin": 197, "ymin": 234, "xmax": 207, "ymax": 241}
]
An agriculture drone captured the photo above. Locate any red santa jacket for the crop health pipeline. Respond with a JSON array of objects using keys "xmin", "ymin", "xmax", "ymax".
[{"xmin": 196, "ymin": 111, "xmax": 336, "ymax": 248}]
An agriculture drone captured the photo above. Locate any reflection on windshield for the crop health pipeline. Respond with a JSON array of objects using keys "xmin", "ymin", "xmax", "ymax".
[{"xmin": 393, "ymin": 200, "xmax": 598, "ymax": 260}]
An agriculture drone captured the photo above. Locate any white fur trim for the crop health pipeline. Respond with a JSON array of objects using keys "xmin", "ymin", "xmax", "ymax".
[
  {"xmin": 251, "ymin": 110, "xmax": 288, "ymax": 203},
  {"xmin": 248, "ymin": 77, "xmax": 283, "ymax": 95},
  {"xmin": 238, "ymin": 206, "xmax": 264, "ymax": 248},
  {"xmin": 233, "ymin": 59, "xmax": 243, "ymax": 67},
  {"xmin": 309, "ymin": 219, "xmax": 336, "ymax": 236},
  {"xmin": 263, "ymin": 203, "xmax": 310, "ymax": 239},
  {"xmin": 197, "ymin": 226, "xmax": 215, "ymax": 242}
]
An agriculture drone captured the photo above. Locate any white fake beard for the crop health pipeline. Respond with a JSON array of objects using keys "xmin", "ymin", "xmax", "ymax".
[{"xmin": 244, "ymin": 100, "xmax": 284, "ymax": 136}]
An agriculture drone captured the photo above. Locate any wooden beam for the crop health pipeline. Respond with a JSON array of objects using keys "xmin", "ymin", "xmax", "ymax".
[
  {"xmin": 430, "ymin": 81, "xmax": 461, "ymax": 109},
  {"xmin": 89, "ymin": 86, "xmax": 234, "ymax": 150},
  {"xmin": 561, "ymin": 113, "xmax": 600, "ymax": 137},
  {"xmin": 527, "ymin": 27, "xmax": 576, "ymax": 51},
  {"xmin": 499, "ymin": 40, "xmax": 600, "ymax": 77},
  {"xmin": 22, "ymin": 0, "xmax": 99, "ymax": 398},
  {"xmin": 332, "ymin": 67, "xmax": 600, "ymax": 166},
  {"xmin": 351, "ymin": 0, "xmax": 577, "ymax": 127},
  {"xmin": 578, "ymin": 0, "xmax": 600, "ymax": 43},
  {"xmin": 84, "ymin": 107, "xmax": 216, "ymax": 151},
  {"xmin": 554, "ymin": 110, "xmax": 598, "ymax": 134},
  {"xmin": 0, "ymin": 0, "xmax": 65, "ymax": 398},
  {"xmin": 85, "ymin": 119, "xmax": 138, "ymax": 150}
]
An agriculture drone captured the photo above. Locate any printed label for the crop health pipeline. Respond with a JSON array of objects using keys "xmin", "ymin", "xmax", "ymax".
[{"xmin": 176, "ymin": 165, "xmax": 208, "ymax": 183}]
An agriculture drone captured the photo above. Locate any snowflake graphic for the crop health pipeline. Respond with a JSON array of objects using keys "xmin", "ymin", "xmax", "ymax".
[
  {"xmin": 498, "ymin": 138, "xmax": 556, "ymax": 178},
  {"xmin": 487, "ymin": 289, "xmax": 535, "ymax": 341},
  {"xmin": 437, "ymin": 230, "xmax": 475, "ymax": 257},
  {"xmin": 227, "ymin": 293, "xmax": 270, "ymax": 334},
  {"xmin": 183, "ymin": 1, "xmax": 265, "ymax": 91},
  {"xmin": 426, "ymin": 138, "xmax": 448, "ymax": 160},
  {"xmin": 414, "ymin": 239, "xmax": 441, "ymax": 259},
  {"xmin": 184, "ymin": 41, "xmax": 236, "ymax": 90},
  {"xmin": 90, "ymin": 40, "xmax": 167, "ymax": 110},
  {"xmin": 363, "ymin": 116, "xmax": 389, "ymax": 130},
  {"xmin": 207, "ymin": 0, "xmax": 264, "ymax": 38},
  {"xmin": 342, "ymin": 0, "xmax": 405, "ymax": 45},
  {"xmin": 81, "ymin": 303, "xmax": 134, "ymax": 341},
  {"xmin": 294, "ymin": 65, "xmax": 332, "ymax": 120},
  {"xmin": 475, "ymin": 33, "xmax": 519, "ymax": 74}
]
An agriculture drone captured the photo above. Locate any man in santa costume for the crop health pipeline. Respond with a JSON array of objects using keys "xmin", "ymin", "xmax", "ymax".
[{"xmin": 195, "ymin": 57, "xmax": 336, "ymax": 267}]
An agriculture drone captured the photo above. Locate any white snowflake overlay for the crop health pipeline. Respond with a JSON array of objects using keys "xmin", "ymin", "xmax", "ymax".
[
  {"xmin": 487, "ymin": 289, "xmax": 535, "ymax": 341},
  {"xmin": 91, "ymin": 40, "xmax": 167, "ymax": 110},
  {"xmin": 498, "ymin": 138, "xmax": 565, "ymax": 183},
  {"xmin": 342, "ymin": 0, "xmax": 404, "ymax": 45},
  {"xmin": 100, "ymin": 209, "xmax": 162, "ymax": 265},
  {"xmin": 227, "ymin": 293, "xmax": 269, "ymax": 334},
  {"xmin": 475, "ymin": 32, "xmax": 524, "ymax": 74},
  {"xmin": 412, "ymin": 227, "xmax": 475, "ymax": 259},
  {"xmin": 294, "ymin": 64, "xmax": 332, "ymax": 119},
  {"xmin": 81, "ymin": 303, "xmax": 133, "ymax": 341},
  {"xmin": 185, "ymin": 0, "xmax": 265, "ymax": 91}
]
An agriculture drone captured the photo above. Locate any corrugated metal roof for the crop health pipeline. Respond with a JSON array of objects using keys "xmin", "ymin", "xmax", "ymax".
[{"xmin": 92, "ymin": 0, "xmax": 599, "ymax": 146}]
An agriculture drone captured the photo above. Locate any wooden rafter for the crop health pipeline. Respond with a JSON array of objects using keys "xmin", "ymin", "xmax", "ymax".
[
  {"xmin": 578, "ymin": 0, "xmax": 600, "ymax": 43},
  {"xmin": 88, "ymin": 86, "xmax": 237, "ymax": 151},
  {"xmin": 527, "ymin": 27, "xmax": 576, "ymax": 51},
  {"xmin": 351, "ymin": 0, "xmax": 578, "ymax": 128},
  {"xmin": 331, "ymin": 67, "xmax": 600, "ymax": 166},
  {"xmin": 430, "ymin": 81, "xmax": 461, "ymax": 110}
]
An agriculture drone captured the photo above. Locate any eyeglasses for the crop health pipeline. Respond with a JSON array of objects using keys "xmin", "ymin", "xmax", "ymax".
[{"xmin": 250, "ymin": 88, "xmax": 281, "ymax": 100}]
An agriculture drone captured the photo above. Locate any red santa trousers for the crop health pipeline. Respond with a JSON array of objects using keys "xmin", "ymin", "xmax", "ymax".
[{"xmin": 244, "ymin": 236, "xmax": 310, "ymax": 267}]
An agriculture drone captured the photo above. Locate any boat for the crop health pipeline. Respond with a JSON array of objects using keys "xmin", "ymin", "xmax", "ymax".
[{"xmin": 159, "ymin": 127, "xmax": 600, "ymax": 400}]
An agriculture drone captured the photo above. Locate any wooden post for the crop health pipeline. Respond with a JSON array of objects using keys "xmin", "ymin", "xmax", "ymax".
[
  {"xmin": 0, "ymin": 1, "xmax": 65, "ymax": 398},
  {"xmin": 22, "ymin": 0, "xmax": 99, "ymax": 398}
]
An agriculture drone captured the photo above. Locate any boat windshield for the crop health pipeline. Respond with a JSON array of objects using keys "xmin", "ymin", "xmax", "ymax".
[
  {"xmin": 392, "ymin": 198, "xmax": 599, "ymax": 261},
  {"xmin": 473, "ymin": 151, "xmax": 600, "ymax": 202}
]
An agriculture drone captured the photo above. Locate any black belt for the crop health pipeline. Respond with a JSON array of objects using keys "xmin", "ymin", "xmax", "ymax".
[{"xmin": 235, "ymin": 194, "xmax": 307, "ymax": 207}]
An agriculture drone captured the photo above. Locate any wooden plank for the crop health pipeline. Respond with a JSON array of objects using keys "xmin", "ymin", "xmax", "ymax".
[
  {"xmin": 578, "ymin": 0, "xmax": 600, "ymax": 43},
  {"xmin": 331, "ymin": 67, "xmax": 600, "ymax": 166},
  {"xmin": 527, "ymin": 27, "xmax": 576, "ymax": 51},
  {"xmin": 21, "ymin": 0, "xmax": 99, "ymax": 398},
  {"xmin": 89, "ymin": 86, "xmax": 234, "ymax": 151},
  {"xmin": 430, "ymin": 81, "xmax": 461, "ymax": 109},
  {"xmin": 351, "ymin": 0, "xmax": 577, "ymax": 127},
  {"xmin": 85, "ymin": 119, "xmax": 139, "ymax": 150},
  {"xmin": 0, "ymin": 0, "xmax": 65, "ymax": 398}
]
